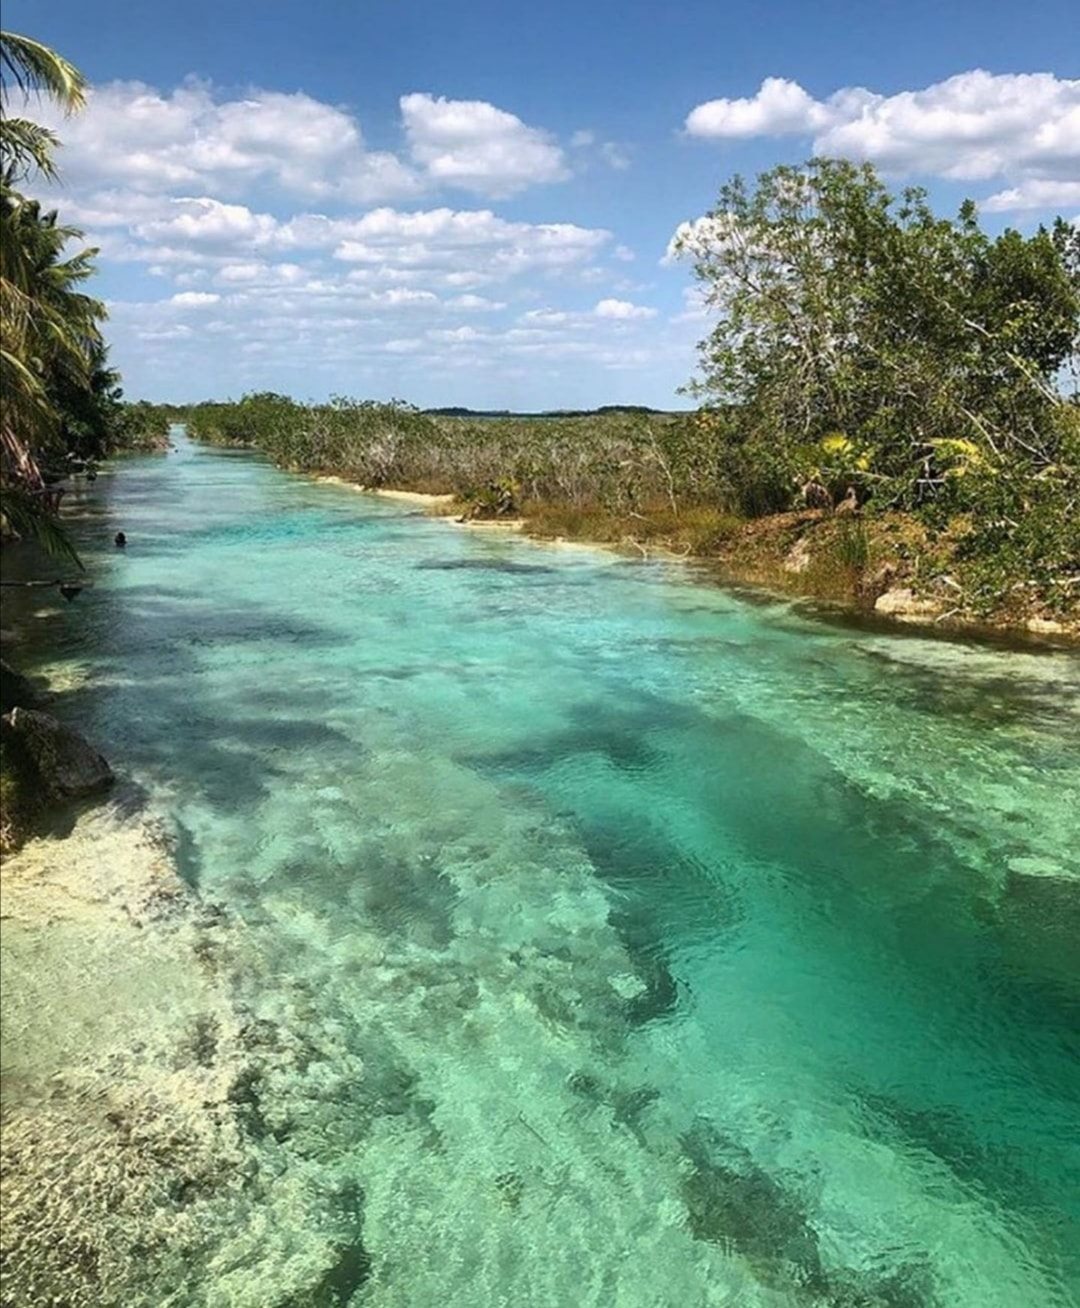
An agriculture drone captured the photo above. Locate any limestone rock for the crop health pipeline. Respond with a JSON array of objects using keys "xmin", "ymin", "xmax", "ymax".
[
  {"xmin": 1026, "ymin": 617, "xmax": 1066, "ymax": 636},
  {"xmin": 873, "ymin": 587, "xmax": 940, "ymax": 621},
  {"xmin": 783, "ymin": 536, "xmax": 812, "ymax": 574},
  {"xmin": 3, "ymin": 707, "xmax": 114, "ymax": 799}
]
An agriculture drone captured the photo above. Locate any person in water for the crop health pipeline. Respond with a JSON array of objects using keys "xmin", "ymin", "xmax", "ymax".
[{"xmin": 114, "ymin": 532, "xmax": 127, "ymax": 547}]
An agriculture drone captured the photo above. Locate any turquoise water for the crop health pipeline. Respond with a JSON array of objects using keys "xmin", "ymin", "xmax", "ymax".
[{"xmin": 10, "ymin": 432, "xmax": 1080, "ymax": 1306}]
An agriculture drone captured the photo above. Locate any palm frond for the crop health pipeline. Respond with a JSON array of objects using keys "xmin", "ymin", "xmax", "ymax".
[
  {"xmin": 0, "ymin": 481, "xmax": 82, "ymax": 567},
  {"xmin": 0, "ymin": 31, "xmax": 86, "ymax": 111},
  {"xmin": 0, "ymin": 116, "xmax": 59, "ymax": 179}
]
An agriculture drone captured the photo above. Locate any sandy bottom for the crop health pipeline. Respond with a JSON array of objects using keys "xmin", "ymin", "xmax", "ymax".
[
  {"xmin": 0, "ymin": 790, "xmax": 789, "ymax": 1308},
  {"xmin": 0, "ymin": 804, "xmax": 388, "ymax": 1308}
]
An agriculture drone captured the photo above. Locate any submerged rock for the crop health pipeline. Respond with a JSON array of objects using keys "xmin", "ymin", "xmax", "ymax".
[
  {"xmin": 278, "ymin": 1236, "xmax": 372, "ymax": 1307},
  {"xmin": 0, "ymin": 658, "xmax": 41, "ymax": 713},
  {"xmin": 566, "ymin": 1070, "xmax": 660, "ymax": 1146},
  {"xmin": 3, "ymin": 707, "xmax": 114, "ymax": 799}
]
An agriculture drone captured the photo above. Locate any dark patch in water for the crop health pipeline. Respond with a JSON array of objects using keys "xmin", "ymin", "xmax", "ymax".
[
  {"xmin": 227, "ymin": 1065, "xmax": 269, "ymax": 1139},
  {"xmin": 415, "ymin": 557, "xmax": 555, "ymax": 575},
  {"xmin": 176, "ymin": 1014, "xmax": 219, "ymax": 1068},
  {"xmin": 168, "ymin": 815, "xmax": 204, "ymax": 888},
  {"xmin": 495, "ymin": 1171, "xmax": 525, "ymax": 1208},
  {"xmin": 679, "ymin": 1119, "xmax": 938, "ymax": 1307},
  {"xmin": 358, "ymin": 849, "xmax": 458, "ymax": 950},
  {"xmin": 279, "ymin": 1180, "xmax": 372, "ymax": 1306},
  {"xmin": 680, "ymin": 1118, "xmax": 823, "ymax": 1285},
  {"xmin": 567, "ymin": 1072, "xmax": 660, "ymax": 1147}
]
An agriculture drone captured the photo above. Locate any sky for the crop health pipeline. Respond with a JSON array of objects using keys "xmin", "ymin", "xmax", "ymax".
[{"xmin": 6, "ymin": 0, "xmax": 1079, "ymax": 409}]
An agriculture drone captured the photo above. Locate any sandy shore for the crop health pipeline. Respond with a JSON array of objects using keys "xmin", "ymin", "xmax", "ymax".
[{"xmin": 314, "ymin": 475, "xmax": 454, "ymax": 507}]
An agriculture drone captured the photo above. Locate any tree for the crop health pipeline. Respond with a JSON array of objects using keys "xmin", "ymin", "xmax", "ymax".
[
  {"xmin": 673, "ymin": 159, "xmax": 1079, "ymax": 515},
  {"xmin": 1, "ymin": 29, "xmax": 101, "ymax": 561}
]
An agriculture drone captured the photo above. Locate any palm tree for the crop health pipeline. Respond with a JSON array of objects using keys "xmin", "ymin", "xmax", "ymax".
[{"xmin": 1, "ymin": 30, "xmax": 95, "ymax": 561}]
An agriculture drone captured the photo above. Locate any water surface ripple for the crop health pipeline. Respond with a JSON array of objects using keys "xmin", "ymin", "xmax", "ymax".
[{"xmin": 8, "ymin": 433, "xmax": 1080, "ymax": 1306}]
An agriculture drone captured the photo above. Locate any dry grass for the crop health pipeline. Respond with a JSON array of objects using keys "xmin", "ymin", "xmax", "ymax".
[{"xmin": 520, "ymin": 501, "xmax": 745, "ymax": 556}]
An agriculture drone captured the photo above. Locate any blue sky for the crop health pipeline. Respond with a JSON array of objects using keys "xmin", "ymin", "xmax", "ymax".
[{"xmin": 7, "ymin": 0, "xmax": 1079, "ymax": 409}]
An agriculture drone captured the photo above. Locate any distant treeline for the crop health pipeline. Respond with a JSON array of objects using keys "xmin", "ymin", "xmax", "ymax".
[{"xmin": 424, "ymin": 405, "xmax": 672, "ymax": 418}]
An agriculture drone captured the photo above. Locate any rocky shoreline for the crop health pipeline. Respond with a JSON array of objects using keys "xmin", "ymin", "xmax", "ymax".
[
  {"xmin": 1, "ymin": 807, "xmax": 376, "ymax": 1308},
  {"xmin": 321, "ymin": 482, "xmax": 1079, "ymax": 646}
]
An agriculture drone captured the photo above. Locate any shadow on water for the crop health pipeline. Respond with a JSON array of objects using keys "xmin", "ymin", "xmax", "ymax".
[
  {"xmin": 415, "ymin": 557, "xmax": 557, "ymax": 576},
  {"xmin": 11, "ymin": 575, "xmax": 362, "ymax": 839},
  {"xmin": 466, "ymin": 681, "xmax": 1080, "ymax": 1274}
]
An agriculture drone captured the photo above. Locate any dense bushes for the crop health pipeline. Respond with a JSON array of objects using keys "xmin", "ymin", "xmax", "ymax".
[{"xmin": 187, "ymin": 395, "xmax": 708, "ymax": 513}]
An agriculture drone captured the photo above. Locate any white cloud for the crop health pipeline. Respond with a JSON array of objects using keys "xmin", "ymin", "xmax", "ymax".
[
  {"xmin": 521, "ymin": 308, "xmax": 570, "ymax": 326},
  {"xmin": 400, "ymin": 92, "xmax": 568, "ymax": 197},
  {"xmin": 685, "ymin": 71, "xmax": 1080, "ymax": 188},
  {"xmin": 982, "ymin": 179, "xmax": 1080, "ymax": 212},
  {"xmin": 600, "ymin": 142, "xmax": 631, "ymax": 170},
  {"xmin": 37, "ymin": 79, "xmax": 423, "ymax": 203},
  {"xmin": 447, "ymin": 293, "xmax": 507, "ymax": 311},
  {"xmin": 327, "ymin": 207, "xmax": 610, "ymax": 279},
  {"xmin": 170, "ymin": 291, "xmax": 221, "ymax": 307},
  {"xmin": 568, "ymin": 129, "xmax": 631, "ymax": 172},
  {"xmin": 686, "ymin": 77, "xmax": 827, "ymax": 139},
  {"xmin": 136, "ymin": 196, "xmax": 281, "ymax": 247},
  {"xmin": 61, "ymin": 192, "xmax": 612, "ymax": 291},
  {"xmin": 26, "ymin": 75, "xmax": 667, "ymax": 404},
  {"xmin": 594, "ymin": 297, "xmax": 657, "ymax": 320}
]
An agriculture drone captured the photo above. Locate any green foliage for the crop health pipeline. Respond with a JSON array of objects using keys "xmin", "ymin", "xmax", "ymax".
[
  {"xmin": 187, "ymin": 395, "xmax": 715, "ymax": 513},
  {"xmin": 947, "ymin": 406, "xmax": 1080, "ymax": 614},
  {"xmin": 460, "ymin": 477, "xmax": 519, "ymax": 519},
  {"xmin": 0, "ymin": 28, "xmax": 119, "ymax": 560},
  {"xmin": 674, "ymin": 157, "xmax": 1079, "ymax": 613}
]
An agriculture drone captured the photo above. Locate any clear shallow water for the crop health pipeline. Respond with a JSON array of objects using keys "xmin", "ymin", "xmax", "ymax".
[{"xmin": 9, "ymin": 432, "xmax": 1080, "ymax": 1306}]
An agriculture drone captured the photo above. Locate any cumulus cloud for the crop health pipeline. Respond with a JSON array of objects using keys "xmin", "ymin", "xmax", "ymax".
[
  {"xmin": 327, "ymin": 207, "xmax": 610, "ymax": 279},
  {"xmin": 686, "ymin": 77, "xmax": 829, "ymax": 139},
  {"xmin": 35, "ymin": 79, "xmax": 422, "ymax": 203},
  {"xmin": 594, "ymin": 298, "xmax": 657, "ymax": 320},
  {"xmin": 982, "ymin": 179, "xmax": 1080, "ymax": 212},
  {"xmin": 685, "ymin": 71, "xmax": 1080, "ymax": 193},
  {"xmin": 400, "ymin": 93, "xmax": 568, "ymax": 196},
  {"xmin": 60, "ymin": 192, "xmax": 611, "ymax": 288},
  {"xmin": 25, "ymin": 74, "xmax": 658, "ymax": 401},
  {"xmin": 170, "ymin": 291, "xmax": 221, "ymax": 307},
  {"xmin": 447, "ymin": 294, "xmax": 507, "ymax": 311},
  {"xmin": 34, "ymin": 79, "xmax": 581, "ymax": 204}
]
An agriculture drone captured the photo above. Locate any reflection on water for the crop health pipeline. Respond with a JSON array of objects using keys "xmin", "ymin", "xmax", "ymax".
[{"xmin": 3, "ymin": 432, "xmax": 1079, "ymax": 1307}]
